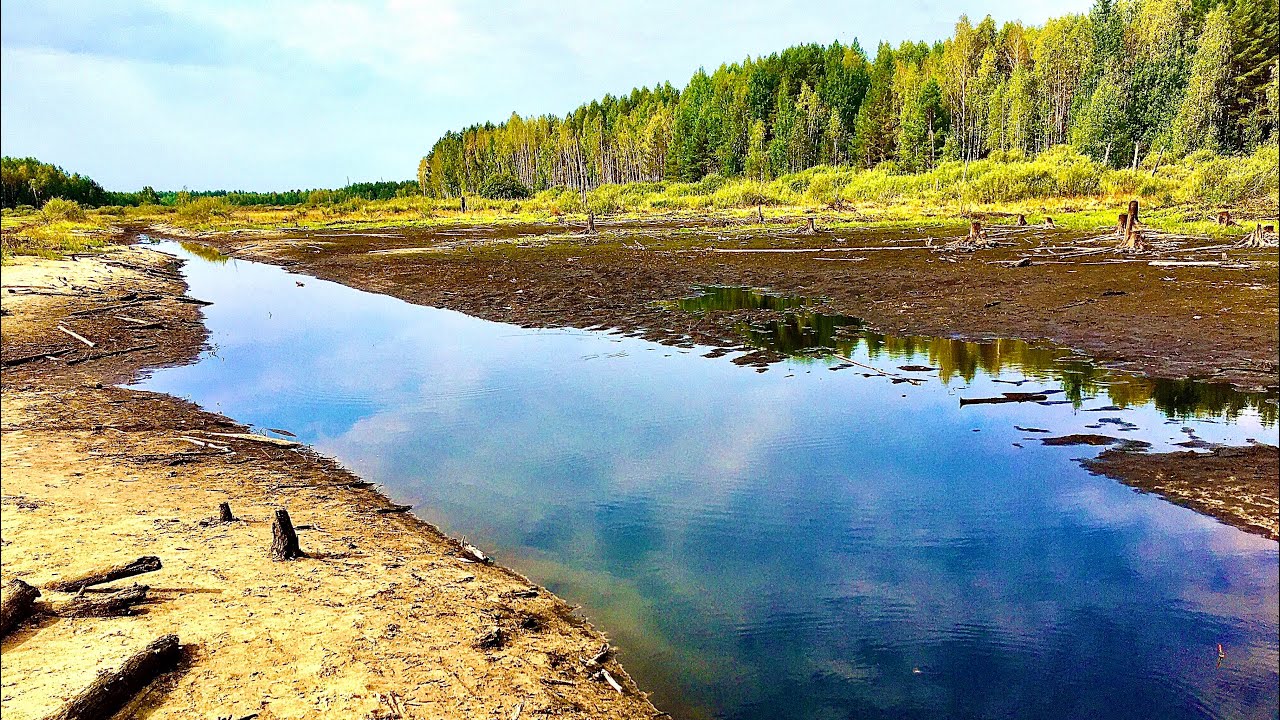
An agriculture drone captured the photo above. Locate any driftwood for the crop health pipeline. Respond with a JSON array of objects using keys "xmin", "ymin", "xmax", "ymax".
[
  {"xmin": 56, "ymin": 325, "xmax": 95, "ymax": 348},
  {"xmin": 2, "ymin": 348, "xmax": 72, "ymax": 367},
  {"xmin": 959, "ymin": 392, "xmax": 1049, "ymax": 406},
  {"xmin": 459, "ymin": 543, "xmax": 492, "ymax": 564},
  {"xmin": 44, "ymin": 634, "xmax": 181, "ymax": 720},
  {"xmin": 374, "ymin": 505, "xmax": 413, "ymax": 514},
  {"xmin": 270, "ymin": 509, "xmax": 305, "ymax": 560},
  {"xmin": 1, "ymin": 579, "xmax": 41, "ymax": 637},
  {"xmin": 65, "ymin": 343, "xmax": 159, "ymax": 366},
  {"xmin": 595, "ymin": 668, "xmax": 624, "ymax": 693},
  {"xmin": 47, "ymin": 557, "xmax": 162, "ymax": 593},
  {"xmin": 196, "ymin": 432, "xmax": 300, "ymax": 447},
  {"xmin": 66, "ymin": 298, "xmax": 158, "ymax": 317},
  {"xmin": 59, "ymin": 584, "xmax": 150, "ymax": 617}
]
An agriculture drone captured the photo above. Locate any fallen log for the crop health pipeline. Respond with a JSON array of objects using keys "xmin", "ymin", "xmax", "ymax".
[
  {"xmin": 65, "ymin": 343, "xmax": 159, "ymax": 366},
  {"xmin": 959, "ymin": 392, "xmax": 1049, "ymax": 406},
  {"xmin": 47, "ymin": 556, "xmax": 162, "ymax": 593},
  {"xmin": 2, "ymin": 348, "xmax": 72, "ymax": 367},
  {"xmin": 44, "ymin": 634, "xmax": 181, "ymax": 720},
  {"xmin": 59, "ymin": 584, "xmax": 150, "ymax": 617},
  {"xmin": 374, "ymin": 505, "xmax": 413, "ymax": 514},
  {"xmin": 56, "ymin": 325, "xmax": 96, "ymax": 348},
  {"xmin": 1, "ymin": 579, "xmax": 41, "ymax": 637},
  {"xmin": 459, "ymin": 543, "xmax": 492, "ymax": 564},
  {"xmin": 67, "ymin": 298, "xmax": 159, "ymax": 317},
  {"xmin": 270, "ymin": 509, "xmax": 305, "ymax": 560},
  {"xmin": 196, "ymin": 432, "xmax": 300, "ymax": 447}
]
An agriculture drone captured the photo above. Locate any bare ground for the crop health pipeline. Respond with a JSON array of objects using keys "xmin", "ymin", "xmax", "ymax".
[{"xmin": 1, "ymin": 247, "xmax": 659, "ymax": 720}]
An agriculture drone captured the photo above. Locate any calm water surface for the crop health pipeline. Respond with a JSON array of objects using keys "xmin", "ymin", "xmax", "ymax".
[{"xmin": 136, "ymin": 242, "xmax": 1279, "ymax": 720}]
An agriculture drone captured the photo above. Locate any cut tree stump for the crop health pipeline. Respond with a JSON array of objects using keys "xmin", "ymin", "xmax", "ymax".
[
  {"xmin": 270, "ymin": 509, "xmax": 305, "ymax": 560},
  {"xmin": 44, "ymin": 634, "xmax": 181, "ymax": 720},
  {"xmin": 803, "ymin": 217, "xmax": 818, "ymax": 234},
  {"xmin": 1016, "ymin": 214, "xmax": 1027, "ymax": 226},
  {"xmin": 47, "ymin": 557, "xmax": 162, "ymax": 593},
  {"xmin": 1118, "ymin": 200, "xmax": 1144, "ymax": 250},
  {"xmin": 59, "ymin": 584, "xmax": 150, "ymax": 618},
  {"xmin": 1, "ymin": 579, "xmax": 41, "ymax": 637},
  {"xmin": 218, "ymin": 502, "xmax": 235, "ymax": 522}
]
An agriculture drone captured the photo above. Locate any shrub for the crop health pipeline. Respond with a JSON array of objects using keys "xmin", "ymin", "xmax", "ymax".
[
  {"xmin": 478, "ymin": 173, "xmax": 532, "ymax": 200},
  {"xmin": 40, "ymin": 198, "xmax": 86, "ymax": 222}
]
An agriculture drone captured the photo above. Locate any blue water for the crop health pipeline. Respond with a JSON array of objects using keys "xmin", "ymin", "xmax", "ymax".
[{"xmin": 136, "ymin": 242, "xmax": 1279, "ymax": 720}]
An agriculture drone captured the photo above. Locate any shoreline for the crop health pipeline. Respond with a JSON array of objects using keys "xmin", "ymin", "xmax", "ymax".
[{"xmin": 0, "ymin": 246, "xmax": 659, "ymax": 719}]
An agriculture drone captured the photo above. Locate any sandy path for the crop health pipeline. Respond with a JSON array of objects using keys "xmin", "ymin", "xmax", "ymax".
[{"xmin": 1, "ymin": 248, "xmax": 658, "ymax": 719}]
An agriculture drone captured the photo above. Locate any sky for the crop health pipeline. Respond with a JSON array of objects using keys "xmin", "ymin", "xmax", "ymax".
[{"xmin": 1, "ymin": 0, "xmax": 1090, "ymax": 191}]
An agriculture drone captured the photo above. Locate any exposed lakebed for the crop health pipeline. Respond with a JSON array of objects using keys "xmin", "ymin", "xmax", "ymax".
[{"xmin": 137, "ymin": 241, "xmax": 1278, "ymax": 720}]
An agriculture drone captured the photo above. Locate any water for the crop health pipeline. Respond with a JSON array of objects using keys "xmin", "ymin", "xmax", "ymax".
[{"xmin": 136, "ymin": 242, "xmax": 1279, "ymax": 720}]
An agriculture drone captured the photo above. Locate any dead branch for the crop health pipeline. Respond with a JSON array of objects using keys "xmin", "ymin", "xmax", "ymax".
[{"xmin": 47, "ymin": 556, "xmax": 162, "ymax": 593}]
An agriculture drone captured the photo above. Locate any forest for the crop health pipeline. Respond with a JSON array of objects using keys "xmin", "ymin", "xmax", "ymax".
[
  {"xmin": 0, "ymin": 156, "xmax": 417, "ymax": 210},
  {"xmin": 418, "ymin": 0, "xmax": 1279, "ymax": 199}
]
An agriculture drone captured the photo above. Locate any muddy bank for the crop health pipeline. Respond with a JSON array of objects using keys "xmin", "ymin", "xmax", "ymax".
[
  {"xmin": 1, "ymin": 247, "xmax": 657, "ymax": 719},
  {"xmin": 179, "ymin": 218, "xmax": 1279, "ymax": 391},
  {"xmin": 1082, "ymin": 444, "xmax": 1279, "ymax": 540}
]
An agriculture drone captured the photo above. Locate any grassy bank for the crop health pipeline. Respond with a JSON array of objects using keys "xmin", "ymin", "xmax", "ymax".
[{"xmin": 4, "ymin": 146, "xmax": 1277, "ymax": 256}]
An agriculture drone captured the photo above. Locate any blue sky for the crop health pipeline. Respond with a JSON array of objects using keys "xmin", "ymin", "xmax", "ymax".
[{"xmin": 1, "ymin": 1, "xmax": 1089, "ymax": 191}]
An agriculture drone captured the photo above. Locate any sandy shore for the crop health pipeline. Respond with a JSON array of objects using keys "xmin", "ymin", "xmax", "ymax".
[{"xmin": 1, "ymin": 247, "xmax": 659, "ymax": 719}]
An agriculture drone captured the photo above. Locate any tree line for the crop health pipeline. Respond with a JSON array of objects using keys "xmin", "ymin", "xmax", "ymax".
[
  {"xmin": 1, "ymin": 156, "xmax": 417, "ymax": 210},
  {"xmin": 418, "ymin": 0, "xmax": 1279, "ymax": 198}
]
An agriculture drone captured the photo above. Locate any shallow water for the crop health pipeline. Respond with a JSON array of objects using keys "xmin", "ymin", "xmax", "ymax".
[{"xmin": 137, "ymin": 242, "xmax": 1279, "ymax": 720}]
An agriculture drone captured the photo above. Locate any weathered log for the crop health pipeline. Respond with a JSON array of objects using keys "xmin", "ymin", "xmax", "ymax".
[
  {"xmin": 374, "ymin": 505, "xmax": 413, "ymax": 514},
  {"xmin": 218, "ymin": 502, "xmax": 235, "ymax": 522},
  {"xmin": 56, "ymin": 325, "xmax": 95, "ymax": 348},
  {"xmin": 43, "ymin": 634, "xmax": 181, "ymax": 720},
  {"xmin": 959, "ymin": 392, "xmax": 1049, "ymax": 406},
  {"xmin": 459, "ymin": 543, "xmax": 492, "ymax": 564},
  {"xmin": 60, "ymin": 584, "xmax": 149, "ymax": 617},
  {"xmin": 65, "ymin": 343, "xmax": 159, "ymax": 366},
  {"xmin": 2, "ymin": 348, "xmax": 72, "ymax": 367},
  {"xmin": 1, "ymin": 579, "xmax": 41, "ymax": 637},
  {"xmin": 47, "ymin": 557, "xmax": 162, "ymax": 593},
  {"xmin": 270, "ymin": 509, "xmax": 305, "ymax": 560}
]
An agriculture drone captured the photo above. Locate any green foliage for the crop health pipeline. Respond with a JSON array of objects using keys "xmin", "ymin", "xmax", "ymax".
[
  {"xmin": 39, "ymin": 198, "xmax": 87, "ymax": 222},
  {"xmin": 2, "ymin": 157, "xmax": 107, "ymax": 208},
  {"xmin": 477, "ymin": 173, "xmax": 532, "ymax": 199},
  {"xmin": 419, "ymin": 1, "xmax": 1275, "ymax": 198}
]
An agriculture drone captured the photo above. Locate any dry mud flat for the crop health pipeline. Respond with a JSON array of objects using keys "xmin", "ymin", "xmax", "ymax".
[{"xmin": 0, "ymin": 247, "xmax": 658, "ymax": 719}]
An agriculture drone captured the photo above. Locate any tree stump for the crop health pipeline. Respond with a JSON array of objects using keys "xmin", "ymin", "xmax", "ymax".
[
  {"xmin": 803, "ymin": 217, "xmax": 817, "ymax": 234},
  {"xmin": 45, "ymin": 634, "xmax": 181, "ymax": 720},
  {"xmin": 47, "ymin": 557, "xmax": 162, "ymax": 593},
  {"xmin": 586, "ymin": 211, "xmax": 597, "ymax": 235},
  {"xmin": 968, "ymin": 221, "xmax": 987, "ymax": 244},
  {"xmin": 460, "ymin": 196, "xmax": 467, "ymax": 212},
  {"xmin": 757, "ymin": 204, "xmax": 765, "ymax": 224},
  {"xmin": 1016, "ymin": 214, "xmax": 1027, "ymax": 226},
  {"xmin": 1, "ymin": 579, "xmax": 41, "ymax": 638},
  {"xmin": 1117, "ymin": 213, "xmax": 1129, "ymax": 241},
  {"xmin": 1119, "ymin": 200, "xmax": 1143, "ymax": 250},
  {"xmin": 1043, "ymin": 217, "xmax": 1055, "ymax": 228},
  {"xmin": 1217, "ymin": 210, "xmax": 1234, "ymax": 226},
  {"xmin": 270, "ymin": 508, "xmax": 305, "ymax": 560},
  {"xmin": 218, "ymin": 502, "xmax": 235, "ymax": 522}
]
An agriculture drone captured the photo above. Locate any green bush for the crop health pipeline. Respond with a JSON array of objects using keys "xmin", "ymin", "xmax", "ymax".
[
  {"xmin": 478, "ymin": 173, "xmax": 532, "ymax": 200},
  {"xmin": 40, "ymin": 198, "xmax": 86, "ymax": 222}
]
